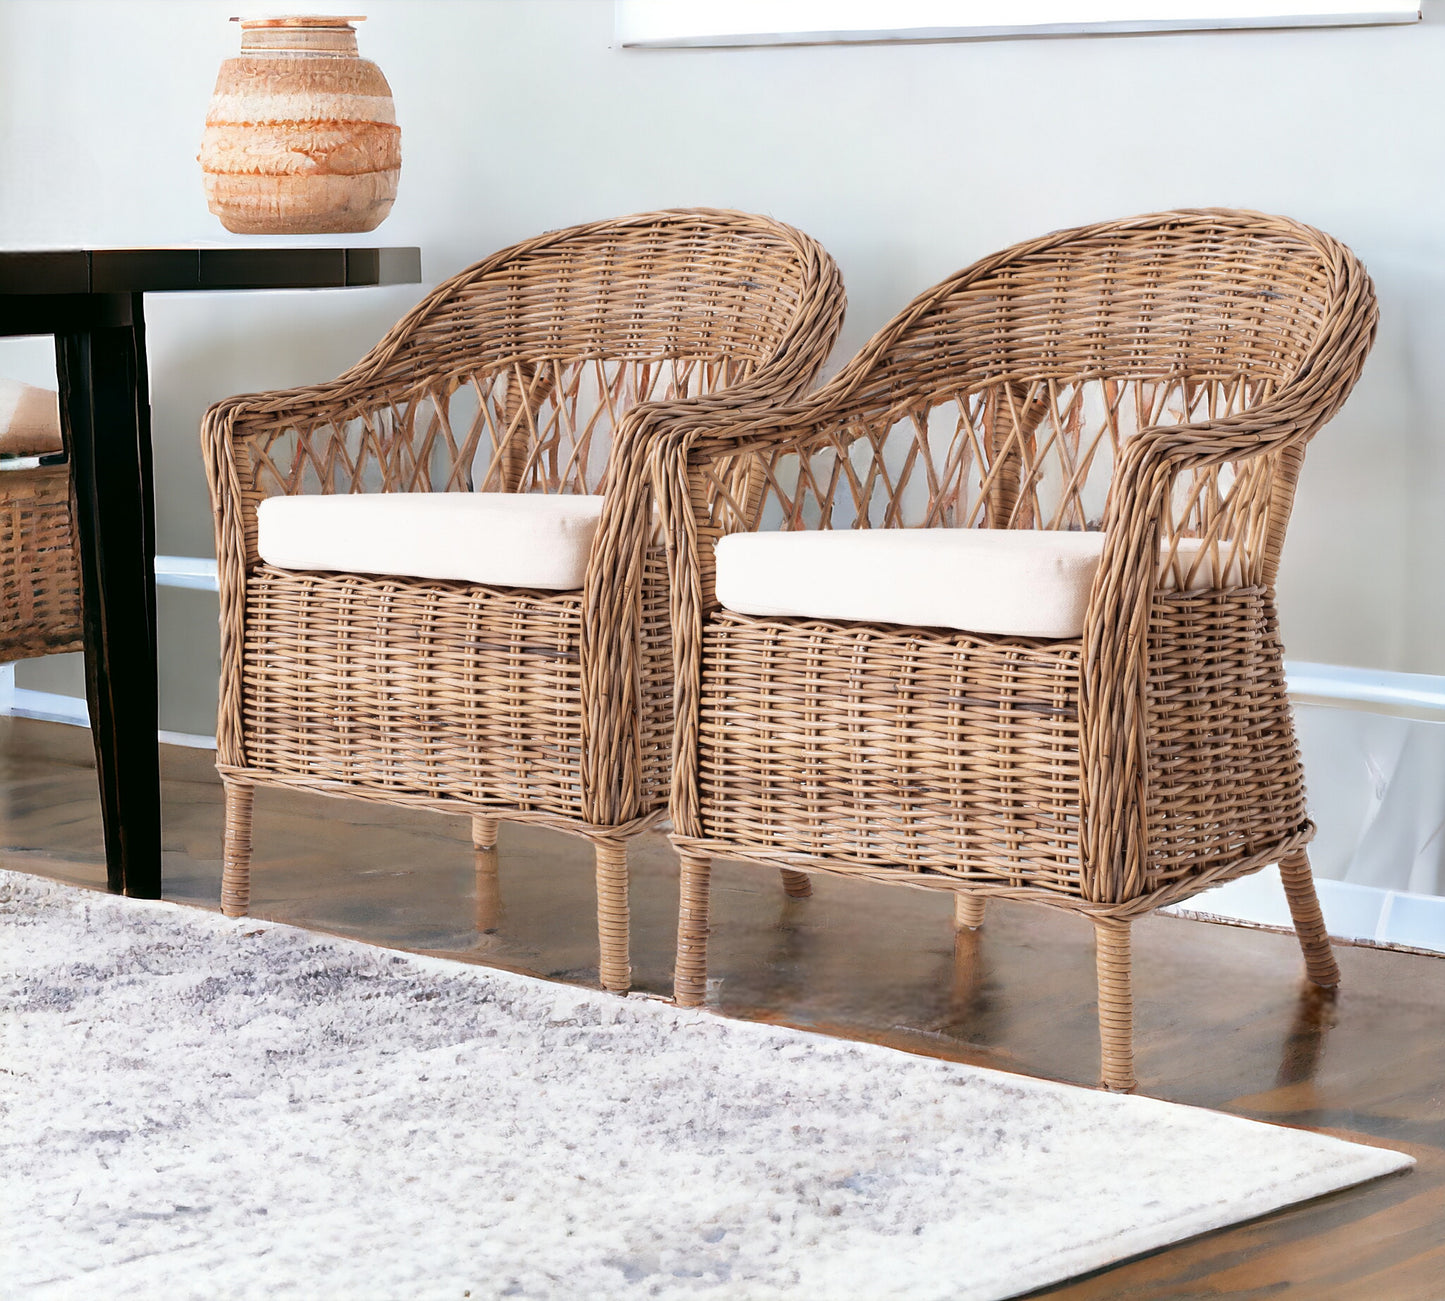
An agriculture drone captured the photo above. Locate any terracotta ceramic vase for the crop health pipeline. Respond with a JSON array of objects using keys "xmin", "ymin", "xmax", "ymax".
[{"xmin": 199, "ymin": 15, "xmax": 401, "ymax": 235}]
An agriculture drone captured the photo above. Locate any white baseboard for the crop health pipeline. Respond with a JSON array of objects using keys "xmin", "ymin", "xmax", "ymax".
[
  {"xmin": 154, "ymin": 554, "xmax": 220, "ymax": 592},
  {"xmin": 1165, "ymin": 866, "xmax": 1445, "ymax": 955},
  {"xmin": 0, "ymin": 674, "xmax": 216, "ymax": 749},
  {"xmin": 1285, "ymin": 661, "xmax": 1445, "ymax": 713},
  {"xmin": 159, "ymin": 729, "xmax": 220, "ymax": 750},
  {"xmin": 5, "ymin": 684, "xmax": 88, "ymax": 728},
  {"xmin": 0, "ymin": 555, "xmax": 219, "ymax": 746}
]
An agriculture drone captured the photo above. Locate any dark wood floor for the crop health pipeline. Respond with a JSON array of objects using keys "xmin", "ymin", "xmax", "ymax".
[{"xmin": 3, "ymin": 716, "xmax": 1441, "ymax": 1299}]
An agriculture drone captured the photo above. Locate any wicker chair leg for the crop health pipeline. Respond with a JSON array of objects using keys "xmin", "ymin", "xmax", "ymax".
[
  {"xmin": 949, "ymin": 924, "xmax": 985, "ymax": 1016},
  {"xmin": 471, "ymin": 814, "xmax": 499, "ymax": 851},
  {"xmin": 954, "ymin": 894, "xmax": 986, "ymax": 930},
  {"xmin": 1279, "ymin": 849, "xmax": 1341, "ymax": 989},
  {"xmin": 1094, "ymin": 918, "xmax": 1136, "ymax": 1093},
  {"xmin": 780, "ymin": 869, "xmax": 812, "ymax": 899},
  {"xmin": 675, "ymin": 854, "xmax": 713, "ymax": 1007},
  {"xmin": 471, "ymin": 815, "xmax": 503, "ymax": 933},
  {"xmin": 594, "ymin": 839, "xmax": 631, "ymax": 994},
  {"xmin": 220, "ymin": 782, "xmax": 254, "ymax": 918}
]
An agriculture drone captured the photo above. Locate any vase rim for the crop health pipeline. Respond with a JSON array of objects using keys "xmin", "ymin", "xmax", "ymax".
[{"xmin": 230, "ymin": 15, "xmax": 367, "ymax": 28}]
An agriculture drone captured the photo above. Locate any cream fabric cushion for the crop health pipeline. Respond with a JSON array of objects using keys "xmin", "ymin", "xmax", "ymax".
[
  {"xmin": 256, "ymin": 492, "xmax": 605, "ymax": 591},
  {"xmin": 714, "ymin": 529, "xmax": 1242, "ymax": 640},
  {"xmin": 0, "ymin": 379, "xmax": 63, "ymax": 457}
]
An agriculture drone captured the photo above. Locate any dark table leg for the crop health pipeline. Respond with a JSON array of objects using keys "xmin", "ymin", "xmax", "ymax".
[{"xmin": 54, "ymin": 294, "xmax": 161, "ymax": 898}]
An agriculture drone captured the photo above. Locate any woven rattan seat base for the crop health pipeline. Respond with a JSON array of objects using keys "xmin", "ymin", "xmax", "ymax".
[
  {"xmin": 694, "ymin": 588, "xmax": 1304, "ymax": 901},
  {"xmin": 238, "ymin": 559, "xmax": 672, "ymax": 820}
]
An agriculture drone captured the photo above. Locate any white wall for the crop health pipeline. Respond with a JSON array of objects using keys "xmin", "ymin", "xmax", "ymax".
[{"xmin": 1, "ymin": 0, "xmax": 1443, "ymax": 737}]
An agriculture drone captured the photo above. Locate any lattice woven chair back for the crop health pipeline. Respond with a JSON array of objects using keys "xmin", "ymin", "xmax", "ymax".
[
  {"xmin": 661, "ymin": 210, "xmax": 1376, "ymax": 1091},
  {"xmin": 712, "ymin": 213, "xmax": 1362, "ymax": 574},
  {"xmin": 229, "ymin": 213, "xmax": 824, "ymax": 513},
  {"xmin": 205, "ymin": 209, "xmax": 846, "ymax": 994}
]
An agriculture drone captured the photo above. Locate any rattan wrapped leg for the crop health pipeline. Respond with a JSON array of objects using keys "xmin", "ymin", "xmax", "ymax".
[
  {"xmin": 1095, "ymin": 919, "xmax": 1135, "ymax": 1092},
  {"xmin": 220, "ymin": 782, "xmax": 254, "ymax": 918},
  {"xmin": 474, "ymin": 851, "xmax": 502, "ymax": 934},
  {"xmin": 675, "ymin": 854, "xmax": 712, "ymax": 1007},
  {"xmin": 471, "ymin": 814, "xmax": 499, "ymax": 851},
  {"xmin": 594, "ymin": 839, "xmax": 631, "ymax": 993},
  {"xmin": 949, "ymin": 924, "xmax": 985, "ymax": 1016},
  {"xmin": 780, "ymin": 869, "xmax": 812, "ymax": 899},
  {"xmin": 1279, "ymin": 849, "xmax": 1341, "ymax": 989},
  {"xmin": 954, "ymin": 894, "xmax": 986, "ymax": 930},
  {"xmin": 472, "ymin": 815, "xmax": 502, "ymax": 933}
]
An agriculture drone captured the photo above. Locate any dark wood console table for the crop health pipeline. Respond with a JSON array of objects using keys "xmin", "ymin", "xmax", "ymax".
[{"xmin": 0, "ymin": 246, "xmax": 422, "ymax": 898}]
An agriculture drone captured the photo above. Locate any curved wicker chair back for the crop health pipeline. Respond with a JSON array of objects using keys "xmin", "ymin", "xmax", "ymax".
[
  {"xmin": 386, "ymin": 215, "xmax": 818, "ymax": 374},
  {"xmin": 870, "ymin": 211, "xmax": 1342, "ymax": 390},
  {"xmin": 227, "ymin": 210, "xmax": 839, "ymax": 510},
  {"xmin": 204, "ymin": 209, "xmax": 846, "ymax": 995},
  {"xmin": 661, "ymin": 211, "xmax": 1376, "ymax": 1091},
  {"xmin": 707, "ymin": 211, "xmax": 1372, "ymax": 594}
]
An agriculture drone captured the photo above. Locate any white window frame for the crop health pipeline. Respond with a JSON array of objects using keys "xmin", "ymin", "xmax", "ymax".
[{"xmin": 615, "ymin": 0, "xmax": 1420, "ymax": 49}]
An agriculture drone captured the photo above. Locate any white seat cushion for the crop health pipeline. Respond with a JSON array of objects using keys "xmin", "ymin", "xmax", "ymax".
[
  {"xmin": 714, "ymin": 529, "xmax": 1241, "ymax": 640},
  {"xmin": 256, "ymin": 492, "xmax": 605, "ymax": 591}
]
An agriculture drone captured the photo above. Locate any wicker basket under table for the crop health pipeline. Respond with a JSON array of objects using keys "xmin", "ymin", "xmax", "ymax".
[{"xmin": 0, "ymin": 462, "xmax": 84, "ymax": 660}]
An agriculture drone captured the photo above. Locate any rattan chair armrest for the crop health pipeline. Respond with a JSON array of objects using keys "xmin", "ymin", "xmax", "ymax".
[
  {"xmin": 203, "ymin": 373, "xmax": 440, "ymax": 773},
  {"xmin": 1087, "ymin": 392, "xmax": 1350, "ymax": 634},
  {"xmin": 1075, "ymin": 385, "xmax": 1367, "ymax": 906},
  {"xmin": 578, "ymin": 400, "xmax": 691, "ymax": 826},
  {"xmin": 201, "ymin": 317, "xmax": 457, "ymax": 765},
  {"xmin": 205, "ymin": 370, "xmax": 401, "ymax": 436},
  {"xmin": 202, "ymin": 374, "xmax": 414, "ymax": 572},
  {"xmin": 574, "ymin": 224, "xmax": 844, "ymax": 829},
  {"xmin": 201, "ymin": 394, "xmax": 262, "ymax": 582},
  {"xmin": 578, "ymin": 378, "xmax": 832, "ymax": 827}
]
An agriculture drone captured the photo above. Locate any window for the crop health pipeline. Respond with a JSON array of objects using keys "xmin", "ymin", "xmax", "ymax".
[{"xmin": 615, "ymin": 0, "xmax": 1419, "ymax": 49}]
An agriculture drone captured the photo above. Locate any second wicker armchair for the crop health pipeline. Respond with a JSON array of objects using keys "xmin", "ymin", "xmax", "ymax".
[
  {"xmin": 656, "ymin": 210, "xmax": 1377, "ymax": 1091},
  {"xmin": 204, "ymin": 209, "xmax": 845, "ymax": 990},
  {"xmin": 0, "ymin": 380, "xmax": 83, "ymax": 662}
]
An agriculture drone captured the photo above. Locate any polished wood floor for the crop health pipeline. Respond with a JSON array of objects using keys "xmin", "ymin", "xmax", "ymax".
[{"xmin": 3, "ymin": 716, "xmax": 1441, "ymax": 1299}]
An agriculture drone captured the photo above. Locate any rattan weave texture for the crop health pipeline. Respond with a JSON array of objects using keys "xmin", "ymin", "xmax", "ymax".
[
  {"xmin": 657, "ymin": 210, "xmax": 1377, "ymax": 1091},
  {"xmin": 0, "ymin": 465, "xmax": 83, "ymax": 661},
  {"xmin": 204, "ymin": 209, "xmax": 846, "ymax": 990}
]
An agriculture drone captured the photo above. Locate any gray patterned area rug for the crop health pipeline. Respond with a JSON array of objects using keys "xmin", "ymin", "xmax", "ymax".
[{"xmin": 1, "ymin": 870, "xmax": 1410, "ymax": 1301}]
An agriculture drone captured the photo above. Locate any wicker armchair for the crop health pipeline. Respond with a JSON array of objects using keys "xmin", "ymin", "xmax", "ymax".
[
  {"xmin": 0, "ymin": 381, "xmax": 83, "ymax": 661},
  {"xmin": 202, "ymin": 209, "xmax": 845, "ymax": 990},
  {"xmin": 657, "ymin": 210, "xmax": 1377, "ymax": 1091}
]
